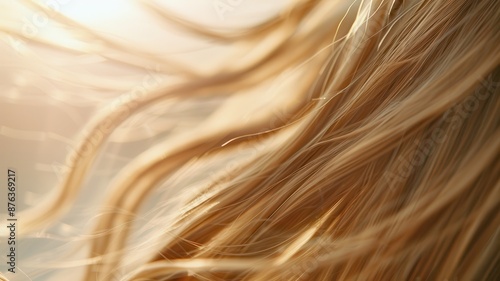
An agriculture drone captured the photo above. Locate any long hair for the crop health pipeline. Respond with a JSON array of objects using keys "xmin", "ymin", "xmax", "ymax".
[{"xmin": 1, "ymin": 0, "xmax": 499, "ymax": 280}]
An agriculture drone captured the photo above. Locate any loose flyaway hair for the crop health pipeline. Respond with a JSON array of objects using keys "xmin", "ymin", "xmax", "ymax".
[{"xmin": 1, "ymin": 0, "xmax": 499, "ymax": 280}]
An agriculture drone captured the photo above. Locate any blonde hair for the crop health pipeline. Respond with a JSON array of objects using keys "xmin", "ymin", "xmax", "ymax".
[{"xmin": 1, "ymin": 0, "xmax": 499, "ymax": 280}]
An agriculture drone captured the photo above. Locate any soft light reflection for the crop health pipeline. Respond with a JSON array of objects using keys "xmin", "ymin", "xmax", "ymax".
[{"xmin": 54, "ymin": 0, "xmax": 135, "ymax": 25}]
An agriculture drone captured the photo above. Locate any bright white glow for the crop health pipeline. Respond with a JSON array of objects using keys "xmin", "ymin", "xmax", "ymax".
[{"xmin": 57, "ymin": 0, "xmax": 135, "ymax": 25}]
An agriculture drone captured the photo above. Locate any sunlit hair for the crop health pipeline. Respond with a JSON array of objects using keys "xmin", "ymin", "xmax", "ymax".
[{"xmin": 1, "ymin": 0, "xmax": 499, "ymax": 280}]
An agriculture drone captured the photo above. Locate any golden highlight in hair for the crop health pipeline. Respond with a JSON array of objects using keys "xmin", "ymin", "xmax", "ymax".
[{"xmin": 1, "ymin": 0, "xmax": 499, "ymax": 280}]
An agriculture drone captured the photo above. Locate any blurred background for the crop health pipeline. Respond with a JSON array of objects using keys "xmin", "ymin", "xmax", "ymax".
[{"xmin": 0, "ymin": 0, "xmax": 287, "ymax": 280}]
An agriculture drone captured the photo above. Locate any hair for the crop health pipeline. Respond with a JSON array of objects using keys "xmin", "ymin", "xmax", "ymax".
[{"xmin": 1, "ymin": 0, "xmax": 499, "ymax": 280}]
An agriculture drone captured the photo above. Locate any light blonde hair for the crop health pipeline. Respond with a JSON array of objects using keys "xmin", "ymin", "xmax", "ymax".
[{"xmin": 1, "ymin": 0, "xmax": 499, "ymax": 280}]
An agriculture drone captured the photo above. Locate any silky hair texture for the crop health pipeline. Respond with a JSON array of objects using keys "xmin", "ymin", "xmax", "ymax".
[{"xmin": 1, "ymin": 0, "xmax": 499, "ymax": 280}]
